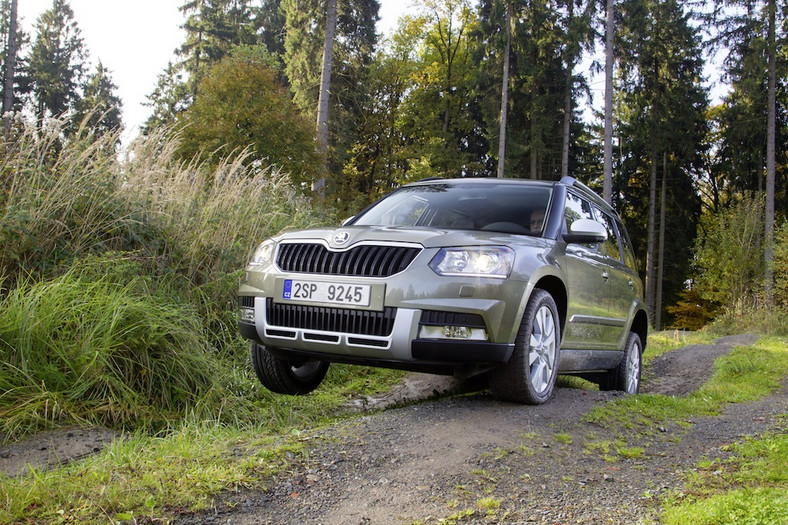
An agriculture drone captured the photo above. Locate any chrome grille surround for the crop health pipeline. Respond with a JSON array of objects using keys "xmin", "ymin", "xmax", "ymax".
[{"xmin": 276, "ymin": 242, "xmax": 421, "ymax": 277}]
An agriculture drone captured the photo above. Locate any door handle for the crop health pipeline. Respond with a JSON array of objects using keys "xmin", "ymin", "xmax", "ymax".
[{"xmin": 602, "ymin": 271, "xmax": 609, "ymax": 280}]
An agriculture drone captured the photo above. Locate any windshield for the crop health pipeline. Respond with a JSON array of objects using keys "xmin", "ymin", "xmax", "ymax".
[{"xmin": 353, "ymin": 182, "xmax": 553, "ymax": 236}]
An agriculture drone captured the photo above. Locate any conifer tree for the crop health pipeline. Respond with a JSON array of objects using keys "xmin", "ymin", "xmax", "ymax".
[
  {"xmin": 71, "ymin": 60, "xmax": 123, "ymax": 138},
  {"xmin": 27, "ymin": 0, "xmax": 86, "ymax": 122}
]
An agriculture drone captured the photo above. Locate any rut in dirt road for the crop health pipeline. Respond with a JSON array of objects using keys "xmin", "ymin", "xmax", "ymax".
[{"xmin": 177, "ymin": 334, "xmax": 784, "ymax": 525}]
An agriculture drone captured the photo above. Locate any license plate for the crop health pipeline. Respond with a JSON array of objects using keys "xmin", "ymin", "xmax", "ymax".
[{"xmin": 283, "ymin": 279, "xmax": 371, "ymax": 306}]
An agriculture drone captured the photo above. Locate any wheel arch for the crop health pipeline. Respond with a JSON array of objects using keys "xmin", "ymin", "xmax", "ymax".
[
  {"xmin": 629, "ymin": 309, "xmax": 649, "ymax": 352},
  {"xmin": 532, "ymin": 275, "xmax": 568, "ymax": 337}
]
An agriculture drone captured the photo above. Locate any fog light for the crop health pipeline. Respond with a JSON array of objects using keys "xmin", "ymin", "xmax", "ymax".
[
  {"xmin": 239, "ymin": 307, "xmax": 255, "ymax": 322},
  {"xmin": 420, "ymin": 325, "xmax": 488, "ymax": 341},
  {"xmin": 444, "ymin": 326, "xmax": 471, "ymax": 339}
]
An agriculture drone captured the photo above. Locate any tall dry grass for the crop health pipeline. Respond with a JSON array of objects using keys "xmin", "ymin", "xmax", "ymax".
[
  {"xmin": 1, "ymin": 117, "xmax": 323, "ymax": 284},
  {"xmin": 0, "ymin": 116, "xmax": 326, "ymax": 439}
]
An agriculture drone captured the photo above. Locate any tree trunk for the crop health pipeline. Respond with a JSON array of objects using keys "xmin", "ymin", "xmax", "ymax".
[
  {"xmin": 764, "ymin": 0, "xmax": 776, "ymax": 304},
  {"xmin": 314, "ymin": 0, "xmax": 337, "ymax": 194},
  {"xmin": 561, "ymin": 0, "xmax": 575, "ymax": 179},
  {"xmin": 602, "ymin": 0, "xmax": 614, "ymax": 204},
  {"xmin": 3, "ymin": 0, "xmax": 18, "ymax": 137},
  {"xmin": 656, "ymin": 153, "xmax": 667, "ymax": 330},
  {"xmin": 497, "ymin": 3, "xmax": 511, "ymax": 179},
  {"xmin": 646, "ymin": 148, "xmax": 657, "ymax": 323}
]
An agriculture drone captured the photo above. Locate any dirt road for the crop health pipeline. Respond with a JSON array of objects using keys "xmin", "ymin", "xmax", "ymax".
[{"xmin": 173, "ymin": 334, "xmax": 787, "ymax": 524}]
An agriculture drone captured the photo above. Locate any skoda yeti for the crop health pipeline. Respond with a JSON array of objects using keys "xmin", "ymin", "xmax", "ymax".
[{"xmin": 238, "ymin": 176, "xmax": 648, "ymax": 404}]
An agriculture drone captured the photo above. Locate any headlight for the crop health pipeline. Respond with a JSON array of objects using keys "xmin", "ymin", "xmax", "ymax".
[
  {"xmin": 429, "ymin": 246, "xmax": 514, "ymax": 278},
  {"xmin": 249, "ymin": 240, "xmax": 276, "ymax": 266}
]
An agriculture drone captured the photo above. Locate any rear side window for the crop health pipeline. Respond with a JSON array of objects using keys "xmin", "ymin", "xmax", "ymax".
[{"xmin": 592, "ymin": 208, "xmax": 622, "ymax": 262}]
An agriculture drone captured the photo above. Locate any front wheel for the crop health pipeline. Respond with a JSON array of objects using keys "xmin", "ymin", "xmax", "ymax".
[
  {"xmin": 490, "ymin": 289, "xmax": 560, "ymax": 405},
  {"xmin": 599, "ymin": 332, "xmax": 642, "ymax": 393},
  {"xmin": 251, "ymin": 342, "xmax": 329, "ymax": 395}
]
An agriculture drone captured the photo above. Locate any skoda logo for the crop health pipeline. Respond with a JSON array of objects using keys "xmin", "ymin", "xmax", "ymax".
[{"xmin": 333, "ymin": 231, "xmax": 351, "ymax": 245}]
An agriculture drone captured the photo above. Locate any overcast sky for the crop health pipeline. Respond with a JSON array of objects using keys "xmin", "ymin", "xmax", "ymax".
[{"xmin": 16, "ymin": 1, "xmax": 410, "ymax": 140}]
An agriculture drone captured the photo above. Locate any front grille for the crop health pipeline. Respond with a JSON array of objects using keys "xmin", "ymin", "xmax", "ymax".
[
  {"xmin": 266, "ymin": 298, "xmax": 396, "ymax": 337},
  {"xmin": 420, "ymin": 310, "xmax": 487, "ymax": 328},
  {"xmin": 276, "ymin": 243, "xmax": 420, "ymax": 277}
]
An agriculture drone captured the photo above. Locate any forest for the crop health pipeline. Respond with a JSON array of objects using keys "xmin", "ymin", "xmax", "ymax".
[{"xmin": 1, "ymin": 0, "xmax": 787, "ymax": 328}]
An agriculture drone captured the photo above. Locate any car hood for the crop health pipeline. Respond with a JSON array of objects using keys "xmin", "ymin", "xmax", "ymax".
[{"xmin": 274, "ymin": 226, "xmax": 554, "ymax": 250}]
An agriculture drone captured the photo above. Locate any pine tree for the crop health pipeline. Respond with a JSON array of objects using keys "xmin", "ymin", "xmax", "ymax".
[
  {"xmin": 71, "ymin": 60, "xmax": 123, "ymax": 139},
  {"xmin": 712, "ymin": 0, "xmax": 785, "ymax": 304},
  {"xmin": 178, "ymin": 0, "xmax": 256, "ymax": 96},
  {"xmin": 615, "ymin": 0, "xmax": 708, "ymax": 327},
  {"xmin": 27, "ymin": 0, "xmax": 87, "ymax": 122},
  {"xmin": 1, "ymin": 0, "xmax": 19, "ymax": 135},
  {"xmin": 283, "ymin": 0, "xmax": 380, "ymax": 192}
]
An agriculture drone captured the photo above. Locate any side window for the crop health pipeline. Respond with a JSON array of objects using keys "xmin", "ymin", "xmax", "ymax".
[
  {"xmin": 616, "ymin": 219, "xmax": 638, "ymax": 271},
  {"xmin": 592, "ymin": 208, "xmax": 622, "ymax": 262},
  {"xmin": 564, "ymin": 192, "xmax": 594, "ymax": 229}
]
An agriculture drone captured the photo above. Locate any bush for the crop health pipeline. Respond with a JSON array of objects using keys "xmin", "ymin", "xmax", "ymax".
[
  {"xmin": 693, "ymin": 194, "xmax": 764, "ymax": 315},
  {"xmin": 774, "ymin": 221, "xmax": 788, "ymax": 309},
  {"xmin": 0, "ymin": 116, "xmax": 331, "ymax": 439},
  {"xmin": 0, "ymin": 257, "xmax": 218, "ymax": 439}
]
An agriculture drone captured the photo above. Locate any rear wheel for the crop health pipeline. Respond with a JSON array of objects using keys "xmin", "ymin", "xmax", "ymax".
[
  {"xmin": 251, "ymin": 342, "xmax": 329, "ymax": 395},
  {"xmin": 599, "ymin": 332, "xmax": 642, "ymax": 393},
  {"xmin": 490, "ymin": 289, "xmax": 560, "ymax": 405}
]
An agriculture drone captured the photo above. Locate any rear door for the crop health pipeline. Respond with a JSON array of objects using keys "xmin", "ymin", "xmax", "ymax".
[
  {"xmin": 591, "ymin": 208, "xmax": 633, "ymax": 348},
  {"xmin": 562, "ymin": 192, "xmax": 616, "ymax": 350}
]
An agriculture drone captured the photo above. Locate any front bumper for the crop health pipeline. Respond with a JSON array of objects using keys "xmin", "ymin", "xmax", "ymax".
[{"xmin": 237, "ymin": 295, "xmax": 514, "ymax": 370}]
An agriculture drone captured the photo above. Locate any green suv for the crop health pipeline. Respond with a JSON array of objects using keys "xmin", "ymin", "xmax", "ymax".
[{"xmin": 238, "ymin": 177, "xmax": 648, "ymax": 404}]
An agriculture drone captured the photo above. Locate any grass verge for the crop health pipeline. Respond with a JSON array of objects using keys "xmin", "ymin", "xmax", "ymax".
[
  {"xmin": 0, "ymin": 363, "xmax": 403, "ymax": 524},
  {"xmin": 583, "ymin": 337, "xmax": 788, "ymax": 524},
  {"xmin": 584, "ymin": 337, "xmax": 788, "ymax": 431},
  {"xmin": 661, "ymin": 423, "xmax": 788, "ymax": 524}
]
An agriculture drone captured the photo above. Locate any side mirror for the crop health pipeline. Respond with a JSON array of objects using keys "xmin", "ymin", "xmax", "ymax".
[{"xmin": 563, "ymin": 219, "xmax": 607, "ymax": 244}]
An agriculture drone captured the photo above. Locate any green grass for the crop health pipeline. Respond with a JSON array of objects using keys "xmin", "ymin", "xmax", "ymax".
[
  {"xmin": 0, "ymin": 362, "xmax": 404, "ymax": 524},
  {"xmin": 584, "ymin": 337, "xmax": 788, "ymax": 431},
  {"xmin": 581, "ymin": 337, "xmax": 788, "ymax": 524},
  {"xmin": 644, "ymin": 330, "xmax": 714, "ymax": 365},
  {"xmin": 0, "ymin": 421, "xmax": 304, "ymax": 524},
  {"xmin": 662, "ymin": 429, "xmax": 788, "ymax": 524}
]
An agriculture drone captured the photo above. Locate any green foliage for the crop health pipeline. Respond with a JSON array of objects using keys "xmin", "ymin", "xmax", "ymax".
[
  {"xmin": 0, "ymin": 114, "xmax": 330, "ymax": 438},
  {"xmin": 70, "ymin": 61, "xmax": 123, "ymax": 140},
  {"xmin": 283, "ymin": 0, "xmax": 379, "ymax": 187},
  {"xmin": 393, "ymin": 0, "xmax": 488, "ymax": 179},
  {"xmin": 178, "ymin": 0, "xmax": 258, "ymax": 96},
  {"xmin": 585, "ymin": 337, "xmax": 788, "ymax": 431},
  {"xmin": 176, "ymin": 47, "xmax": 322, "ymax": 185},
  {"xmin": 775, "ymin": 221, "xmax": 788, "ymax": 308},
  {"xmin": 693, "ymin": 194, "xmax": 765, "ymax": 315},
  {"xmin": 0, "ymin": 258, "xmax": 218, "ymax": 438},
  {"xmin": 26, "ymin": 0, "xmax": 87, "ymax": 121}
]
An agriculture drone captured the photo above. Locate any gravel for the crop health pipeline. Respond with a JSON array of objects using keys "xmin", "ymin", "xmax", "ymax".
[{"xmin": 174, "ymin": 334, "xmax": 788, "ymax": 525}]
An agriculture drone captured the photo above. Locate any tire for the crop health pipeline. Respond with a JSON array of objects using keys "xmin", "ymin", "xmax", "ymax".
[
  {"xmin": 599, "ymin": 332, "xmax": 642, "ymax": 393},
  {"xmin": 250, "ymin": 342, "xmax": 329, "ymax": 395},
  {"xmin": 490, "ymin": 289, "xmax": 560, "ymax": 405}
]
